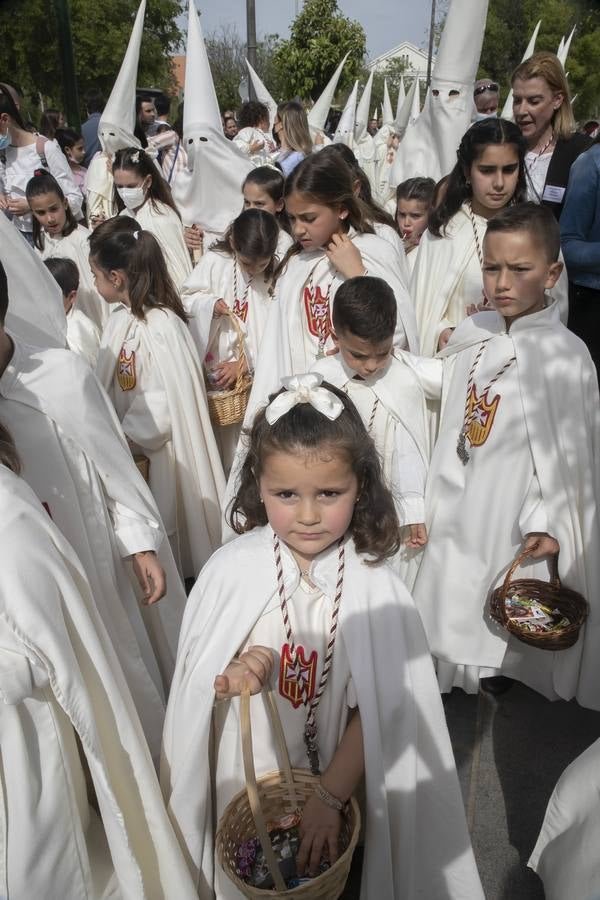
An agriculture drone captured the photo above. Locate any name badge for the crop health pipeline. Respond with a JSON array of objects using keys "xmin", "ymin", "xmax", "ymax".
[{"xmin": 542, "ymin": 184, "xmax": 565, "ymax": 203}]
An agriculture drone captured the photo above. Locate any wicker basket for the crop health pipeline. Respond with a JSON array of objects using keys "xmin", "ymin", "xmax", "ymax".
[
  {"xmin": 216, "ymin": 687, "xmax": 360, "ymax": 899},
  {"xmin": 489, "ymin": 549, "xmax": 588, "ymax": 650},
  {"xmin": 206, "ymin": 308, "xmax": 253, "ymax": 427}
]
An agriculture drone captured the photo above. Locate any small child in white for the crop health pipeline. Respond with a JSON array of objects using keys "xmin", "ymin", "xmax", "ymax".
[
  {"xmin": 44, "ymin": 257, "xmax": 100, "ymax": 368},
  {"xmin": 410, "ymin": 202, "xmax": 600, "ymax": 705},
  {"xmin": 162, "ymin": 374, "xmax": 483, "ymax": 899},
  {"xmin": 312, "ymin": 275, "xmax": 429, "ymax": 587}
]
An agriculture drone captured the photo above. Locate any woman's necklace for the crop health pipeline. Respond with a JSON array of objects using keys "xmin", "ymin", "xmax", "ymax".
[
  {"xmin": 456, "ymin": 340, "xmax": 516, "ymax": 465},
  {"xmin": 529, "ymin": 129, "xmax": 555, "ymax": 168},
  {"xmin": 232, "ymin": 262, "xmax": 252, "ymax": 323},
  {"xmin": 273, "ymin": 534, "xmax": 345, "ymax": 775}
]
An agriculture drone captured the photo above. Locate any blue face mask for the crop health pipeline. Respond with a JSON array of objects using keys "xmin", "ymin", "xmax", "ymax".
[{"xmin": 0, "ymin": 132, "xmax": 10, "ymax": 150}]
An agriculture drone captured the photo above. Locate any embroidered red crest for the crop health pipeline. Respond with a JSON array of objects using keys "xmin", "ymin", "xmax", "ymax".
[
  {"xmin": 278, "ymin": 643, "xmax": 317, "ymax": 709},
  {"xmin": 465, "ymin": 383, "xmax": 500, "ymax": 448},
  {"xmin": 117, "ymin": 346, "xmax": 136, "ymax": 391},
  {"xmin": 303, "ymin": 285, "xmax": 331, "ymax": 341},
  {"xmin": 233, "ymin": 297, "xmax": 249, "ymax": 323}
]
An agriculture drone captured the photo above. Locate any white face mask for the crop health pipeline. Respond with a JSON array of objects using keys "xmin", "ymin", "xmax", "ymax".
[{"xmin": 117, "ymin": 185, "xmax": 146, "ymax": 210}]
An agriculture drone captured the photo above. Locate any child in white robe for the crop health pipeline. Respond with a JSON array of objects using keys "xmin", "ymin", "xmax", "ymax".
[
  {"xmin": 411, "ymin": 118, "xmax": 568, "ymax": 356},
  {"xmin": 311, "ymin": 276, "xmax": 429, "ymax": 588},
  {"xmin": 241, "ymin": 166, "xmax": 294, "ymax": 259},
  {"xmin": 161, "ymin": 374, "xmax": 484, "ymax": 899},
  {"xmin": 113, "ymin": 146, "xmax": 192, "ymax": 289},
  {"xmin": 395, "ymin": 176, "xmax": 436, "ymax": 275},
  {"xmin": 181, "ymin": 208, "xmax": 280, "ymax": 471},
  {"xmin": 410, "ymin": 203, "xmax": 600, "ymax": 706},
  {"xmin": 0, "ymin": 425, "xmax": 197, "ymax": 900},
  {"xmin": 44, "ymin": 256, "xmax": 101, "ymax": 368},
  {"xmin": 26, "ymin": 169, "xmax": 108, "ymax": 329},
  {"xmin": 91, "ymin": 216, "xmax": 225, "ymax": 580}
]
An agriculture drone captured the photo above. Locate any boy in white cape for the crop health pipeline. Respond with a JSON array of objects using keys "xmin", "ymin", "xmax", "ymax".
[
  {"xmin": 0, "ymin": 260, "xmax": 186, "ymax": 760},
  {"xmin": 409, "ymin": 203, "xmax": 600, "ymax": 706},
  {"xmin": 44, "ymin": 256, "xmax": 101, "ymax": 368},
  {"xmin": 0, "ymin": 435, "xmax": 197, "ymax": 899},
  {"xmin": 311, "ymin": 276, "xmax": 429, "ymax": 588}
]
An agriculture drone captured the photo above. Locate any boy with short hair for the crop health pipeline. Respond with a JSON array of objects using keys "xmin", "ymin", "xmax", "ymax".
[
  {"xmin": 410, "ymin": 202, "xmax": 600, "ymax": 707},
  {"xmin": 311, "ymin": 275, "xmax": 429, "ymax": 587},
  {"xmin": 44, "ymin": 256, "xmax": 100, "ymax": 367}
]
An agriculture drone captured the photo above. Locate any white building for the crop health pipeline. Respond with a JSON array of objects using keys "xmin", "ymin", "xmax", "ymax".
[{"xmin": 367, "ymin": 41, "xmax": 432, "ymax": 79}]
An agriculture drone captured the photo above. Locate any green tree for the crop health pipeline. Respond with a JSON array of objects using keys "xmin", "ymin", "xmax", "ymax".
[
  {"xmin": 272, "ymin": 0, "xmax": 366, "ymax": 100},
  {"xmin": 0, "ymin": 0, "xmax": 183, "ymax": 123},
  {"xmin": 205, "ymin": 26, "xmax": 285, "ymax": 111}
]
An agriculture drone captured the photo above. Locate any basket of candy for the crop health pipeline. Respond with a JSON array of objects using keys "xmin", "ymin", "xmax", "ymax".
[
  {"xmin": 489, "ymin": 549, "xmax": 588, "ymax": 650},
  {"xmin": 206, "ymin": 308, "xmax": 253, "ymax": 427},
  {"xmin": 216, "ymin": 687, "xmax": 360, "ymax": 898}
]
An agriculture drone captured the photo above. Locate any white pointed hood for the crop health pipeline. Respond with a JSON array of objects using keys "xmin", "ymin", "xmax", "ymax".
[
  {"xmin": 354, "ymin": 70, "xmax": 374, "ymax": 141},
  {"xmin": 391, "ymin": 0, "xmax": 490, "ymax": 184},
  {"xmin": 558, "ymin": 26, "xmax": 576, "ymax": 68},
  {"xmin": 410, "ymin": 77, "xmax": 421, "ymax": 122},
  {"xmin": 382, "ymin": 79, "xmax": 394, "ymax": 126},
  {"xmin": 172, "ymin": 0, "xmax": 253, "ymax": 232},
  {"xmin": 98, "ymin": 0, "xmax": 145, "ymax": 155},
  {"xmin": 245, "ymin": 58, "xmax": 278, "ymax": 131},
  {"xmin": 0, "ymin": 214, "xmax": 66, "ymax": 349},
  {"xmin": 501, "ymin": 19, "xmax": 541, "ymax": 120},
  {"xmin": 396, "ymin": 76, "xmax": 406, "ymax": 122},
  {"xmin": 308, "ymin": 52, "xmax": 349, "ymax": 137},
  {"xmin": 333, "ymin": 80, "xmax": 358, "ymax": 147},
  {"xmin": 395, "ymin": 75, "xmax": 419, "ymax": 137}
]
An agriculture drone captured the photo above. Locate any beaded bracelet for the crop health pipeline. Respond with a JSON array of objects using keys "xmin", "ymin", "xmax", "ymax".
[{"xmin": 315, "ymin": 782, "xmax": 345, "ymax": 812}]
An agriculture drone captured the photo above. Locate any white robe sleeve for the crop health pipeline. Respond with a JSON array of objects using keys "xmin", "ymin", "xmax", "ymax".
[
  {"xmin": 120, "ymin": 344, "xmax": 172, "ymax": 451},
  {"xmin": 106, "ymin": 495, "xmax": 164, "ymax": 557},
  {"xmin": 518, "ymin": 469, "xmax": 549, "ymax": 538},
  {"xmin": 398, "ymin": 350, "xmax": 444, "ymax": 400},
  {"xmin": 392, "ymin": 421, "xmax": 426, "ymax": 524}
]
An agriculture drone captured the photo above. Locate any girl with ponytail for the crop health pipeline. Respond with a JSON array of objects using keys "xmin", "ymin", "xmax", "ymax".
[{"xmin": 91, "ymin": 217, "xmax": 226, "ymax": 579}]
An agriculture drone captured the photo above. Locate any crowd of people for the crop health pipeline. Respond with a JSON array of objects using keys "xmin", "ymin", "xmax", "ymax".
[{"xmin": 0, "ymin": 0, "xmax": 599, "ymax": 896}]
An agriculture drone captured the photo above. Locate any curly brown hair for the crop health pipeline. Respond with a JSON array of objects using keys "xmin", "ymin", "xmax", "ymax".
[{"xmin": 227, "ymin": 383, "xmax": 401, "ymax": 564}]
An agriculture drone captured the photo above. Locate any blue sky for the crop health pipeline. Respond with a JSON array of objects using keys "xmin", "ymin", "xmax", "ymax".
[{"xmin": 194, "ymin": 0, "xmax": 432, "ymax": 60}]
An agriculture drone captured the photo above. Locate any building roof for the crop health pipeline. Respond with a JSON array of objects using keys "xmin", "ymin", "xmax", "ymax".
[{"xmin": 367, "ymin": 40, "xmax": 432, "ymax": 76}]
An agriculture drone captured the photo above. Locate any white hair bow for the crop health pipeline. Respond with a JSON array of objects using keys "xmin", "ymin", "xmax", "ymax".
[{"xmin": 265, "ymin": 373, "xmax": 344, "ymax": 425}]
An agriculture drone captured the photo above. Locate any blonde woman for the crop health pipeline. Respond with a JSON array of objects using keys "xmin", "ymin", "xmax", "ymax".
[
  {"xmin": 273, "ymin": 100, "xmax": 313, "ymax": 176},
  {"xmin": 512, "ymin": 51, "xmax": 591, "ymax": 217}
]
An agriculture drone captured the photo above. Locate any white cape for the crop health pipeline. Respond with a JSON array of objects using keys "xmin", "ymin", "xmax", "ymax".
[
  {"xmin": 124, "ymin": 200, "xmax": 192, "ymax": 290},
  {"xmin": 0, "ymin": 464, "xmax": 197, "ymax": 899},
  {"xmin": 528, "ymin": 737, "xmax": 600, "ymax": 900},
  {"xmin": 96, "ymin": 306, "xmax": 226, "ymax": 578},
  {"xmin": 161, "ymin": 526, "xmax": 484, "ymax": 899},
  {"xmin": 40, "ymin": 223, "xmax": 110, "ymax": 329}
]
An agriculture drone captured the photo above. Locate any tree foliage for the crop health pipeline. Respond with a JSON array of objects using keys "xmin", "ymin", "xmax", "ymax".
[
  {"xmin": 0, "ymin": 0, "xmax": 183, "ymax": 123},
  {"xmin": 205, "ymin": 27, "xmax": 286, "ymax": 111},
  {"xmin": 479, "ymin": 0, "xmax": 600, "ymax": 118},
  {"xmin": 272, "ymin": 0, "xmax": 366, "ymax": 101}
]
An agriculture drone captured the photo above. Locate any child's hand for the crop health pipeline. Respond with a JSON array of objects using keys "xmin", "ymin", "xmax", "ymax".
[
  {"xmin": 184, "ymin": 224, "xmax": 204, "ymax": 251},
  {"xmin": 437, "ymin": 327, "xmax": 454, "ymax": 351},
  {"xmin": 405, "ymin": 523, "xmax": 428, "ymax": 548},
  {"xmin": 0, "ymin": 194, "xmax": 8, "ymax": 210},
  {"xmin": 214, "ymin": 645, "xmax": 274, "ymax": 699},
  {"xmin": 249, "ymin": 138, "xmax": 265, "ymax": 153},
  {"xmin": 132, "ymin": 550, "xmax": 166, "ymax": 605},
  {"xmin": 324, "ymin": 233, "xmax": 366, "ymax": 279},
  {"xmin": 8, "ymin": 197, "xmax": 29, "ymax": 216},
  {"xmin": 213, "ymin": 298, "xmax": 229, "ymax": 318},
  {"xmin": 213, "ymin": 358, "xmax": 246, "ymax": 390},
  {"xmin": 297, "ymin": 793, "xmax": 341, "ymax": 876},
  {"xmin": 524, "ymin": 533, "xmax": 560, "ymax": 559}
]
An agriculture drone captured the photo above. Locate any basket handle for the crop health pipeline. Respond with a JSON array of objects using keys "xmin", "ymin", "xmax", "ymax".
[
  {"xmin": 499, "ymin": 547, "xmax": 561, "ymax": 601},
  {"xmin": 240, "ymin": 685, "xmax": 301, "ymax": 892},
  {"xmin": 224, "ymin": 307, "xmax": 250, "ymax": 392}
]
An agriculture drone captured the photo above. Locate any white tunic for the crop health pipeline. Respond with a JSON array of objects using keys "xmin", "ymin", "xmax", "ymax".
[
  {"xmin": 0, "ymin": 465, "xmax": 198, "ymax": 900},
  {"xmin": 0, "ymin": 339, "xmax": 188, "ymax": 759},
  {"xmin": 66, "ymin": 306, "xmax": 101, "ymax": 367},
  {"xmin": 85, "ymin": 151, "xmax": 118, "ymax": 223},
  {"xmin": 125, "ymin": 199, "xmax": 192, "ymax": 290},
  {"xmin": 40, "ymin": 224, "xmax": 110, "ymax": 329},
  {"xmin": 97, "ymin": 305, "xmax": 226, "ymax": 579}
]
